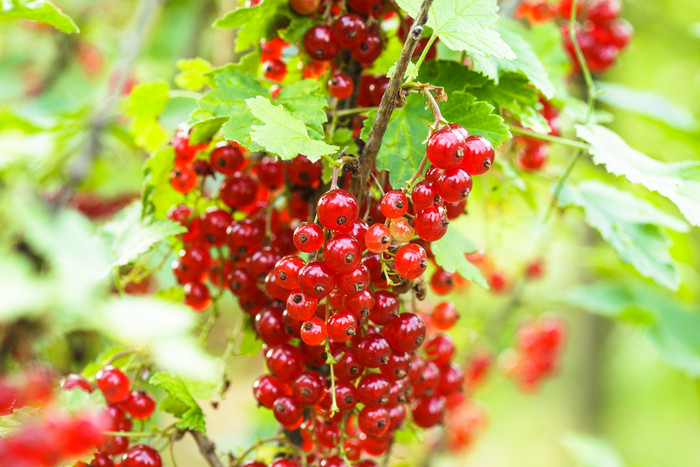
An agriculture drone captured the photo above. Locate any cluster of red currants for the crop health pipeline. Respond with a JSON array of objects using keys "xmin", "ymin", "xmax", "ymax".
[
  {"xmin": 517, "ymin": 0, "xmax": 632, "ymax": 74},
  {"xmin": 503, "ymin": 317, "xmax": 566, "ymax": 391},
  {"xmin": 515, "ymin": 99, "xmax": 561, "ymax": 171},
  {"xmin": 0, "ymin": 368, "xmax": 107, "ymax": 467},
  {"xmin": 63, "ymin": 367, "xmax": 161, "ymax": 467}
]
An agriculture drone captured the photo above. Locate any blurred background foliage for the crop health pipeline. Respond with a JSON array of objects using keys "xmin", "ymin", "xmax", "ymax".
[{"xmin": 1, "ymin": 0, "xmax": 700, "ymax": 466}]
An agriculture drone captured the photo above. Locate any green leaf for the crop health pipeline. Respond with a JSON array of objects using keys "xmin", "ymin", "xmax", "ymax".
[
  {"xmin": 239, "ymin": 325, "xmax": 263, "ymax": 356},
  {"xmin": 396, "ymin": 0, "xmax": 514, "ymax": 59},
  {"xmin": 472, "ymin": 19, "xmax": 555, "ymax": 98},
  {"xmin": 193, "ymin": 68, "xmax": 268, "ymax": 148},
  {"xmin": 142, "ymin": 146, "xmax": 185, "ymax": 219},
  {"xmin": 562, "ymin": 433, "xmax": 625, "ymax": 467},
  {"xmin": 431, "ymin": 227, "xmax": 487, "ymax": 289},
  {"xmin": 528, "ymin": 22, "xmax": 570, "ymax": 91},
  {"xmin": 1, "ymin": 0, "xmax": 79, "ymax": 34},
  {"xmin": 205, "ymin": 51, "xmax": 261, "ymax": 82},
  {"xmin": 99, "ymin": 202, "xmax": 185, "ymax": 268},
  {"xmin": 150, "ymin": 372, "xmax": 207, "ymax": 432},
  {"xmin": 577, "ymin": 123, "xmax": 700, "ymax": 227},
  {"xmin": 175, "ymin": 58, "xmax": 213, "ymax": 91},
  {"xmin": 214, "ymin": 0, "xmax": 295, "ymax": 52},
  {"xmin": 558, "ymin": 181, "xmax": 688, "ymax": 290},
  {"xmin": 596, "ymin": 83, "xmax": 698, "ymax": 133},
  {"xmin": 275, "ymin": 80, "xmax": 330, "ymax": 139},
  {"xmin": 361, "ymin": 92, "xmax": 509, "ymax": 188},
  {"xmin": 189, "ymin": 116, "xmax": 228, "ymax": 145},
  {"xmin": 247, "ymin": 96, "xmax": 338, "ymax": 161},
  {"xmin": 387, "ymin": 61, "xmax": 419, "ymax": 83},
  {"xmin": 561, "ymin": 283, "xmax": 654, "ymax": 324},
  {"xmin": 123, "ymin": 81, "xmax": 170, "ymax": 152}
]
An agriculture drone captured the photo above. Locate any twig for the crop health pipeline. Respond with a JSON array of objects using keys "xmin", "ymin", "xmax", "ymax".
[
  {"xmin": 55, "ymin": 0, "xmax": 162, "ymax": 207},
  {"xmin": 349, "ymin": 0, "xmax": 436, "ymax": 201},
  {"xmin": 191, "ymin": 430, "xmax": 224, "ymax": 467}
]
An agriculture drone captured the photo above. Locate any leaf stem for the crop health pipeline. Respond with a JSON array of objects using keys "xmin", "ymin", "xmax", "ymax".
[
  {"xmin": 568, "ymin": 0, "xmax": 596, "ymax": 120},
  {"xmin": 508, "ymin": 125, "xmax": 590, "ymax": 150},
  {"xmin": 543, "ymin": 149, "xmax": 583, "ymax": 222},
  {"xmin": 413, "ymin": 33, "xmax": 437, "ymax": 73},
  {"xmin": 334, "ymin": 107, "xmax": 377, "ymax": 117}
]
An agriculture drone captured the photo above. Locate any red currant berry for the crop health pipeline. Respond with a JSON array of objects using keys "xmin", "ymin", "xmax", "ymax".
[
  {"xmin": 328, "ymin": 73, "xmax": 354, "ymax": 99},
  {"xmin": 389, "ymin": 218, "xmax": 414, "ymax": 243},
  {"xmin": 122, "ymin": 445, "xmax": 162, "ymax": 467},
  {"xmin": 436, "ymin": 167, "xmax": 472, "ymax": 202},
  {"xmin": 253, "ymin": 375, "xmax": 285, "ymax": 408},
  {"xmin": 414, "ymin": 205, "xmax": 448, "ymax": 242},
  {"xmin": 293, "ymin": 370, "xmax": 325, "ymax": 405},
  {"xmin": 61, "ymin": 374, "xmax": 92, "ymax": 393},
  {"xmin": 125, "ymin": 390, "xmax": 156, "ymax": 419},
  {"xmin": 424, "ymin": 334, "xmax": 456, "ymax": 367},
  {"xmin": 298, "ymin": 260, "xmax": 335, "ymax": 299},
  {"xmin": 290, "ymin": 0, "xmax": 320, "ymax": 15},
  {"xmin": 461, "ymin": 135, "xmax": 495, "ymax": 175},
  {"xmin": 220, "ymin": 173, "xmax": 258, "ymax": 210},
  {"xmin": 274, "ymin": 255, "xmax": 306, "ymax": 290},
  {"xmin": 368, "ymin": 290, "xmax": 399, "ymax": 326},
  {"xmin": 430, "ymin": 269, "xmax": 455, "ymax": 295},
  {"xmin": 351, "ymin": 30, "xmax": 382, "ymax": 64},
  {"xmin": 209, "ymin": 141, "xmax": 244, "ymax": 175},
  {"xmin": 518, "ymin": 144, "xmax": 548, "ymax": 171},
  {"xmin": 261, "ymin": 36, "xmax": 287, "ymax": 61},
  {"xmin": 317, "ymin": 189, "xmax": 359, "ymax": 232},
  {"xmin": 587, "ymin": 0, "xmax": 621, "ymax": 26},
  {"xmin": 304, "ymin": 25, "xmax": 340, "ymax": 61},
  {"xmin": 394, "ymin": 243, "xmax": 428, "ymax": 280},
  {"xmin": 432, "ymin": 302, "xmax": 458, "ymax": 330},
  {"xmin": 358, "ymin": 405, "xmax": 389, "ymax": 437},
  {"xmin": 173, "ymin": 246, "xmax": 211, "ymax": 284},
  {"xmin": 381, "ymin": 351, "xmax": 412, "ymax": 381},
  {"xmin": 96, "ymin": 366, "xmax": 131, "ymax": 404},
  {"xmin": 365, "ymin": 223, "xmax": 391, "ymax": 253},
  {"xmin": 263, "ymin": 59, "xmax": 287, "ymax": 82},
  {"xmin": 300, "ymin": 317, "xmax": 327, "ymax": 346},
  {"xmin": 426, "ymin": 125, "xmax": 467, "ymax": 169},
  {"xmin": 170, "ymin": 166, "xmax": 198, "ymax": 194},
  {"xmin": 333, "ymin": 348, "xmax": 365, "ymax": 381},
  {"xmin": 347, "ymin": 0, "xmax": 383, "ymax": 15},
  {"xmin": 384, "ymin": 313, "xmax": 426, "ymax": 353},
  {"xmin": 380, "ymin": 191, "xmax": 408, "ymax": 219},
  {"xmin": 356, "ymin": 334, "xmax": 392, "ymax": 368},
  {"xmin": 287, "ymin": 155, "xmax": 322, "ymax": 186},
  {"xmin": 411, "ymin": 180, "xmax": 439, "ymax": 211},
  {"xmin": 323, "ymin": 234, "xmax": 361, "ymax": 273},
  {"xmin": 331, "ymin": 13, "xmax": 367, "ymax": 48},
  {"xmin": 273, "ymin": 395, "xmax": 303, "ymax": 428},
  {"xmin": 286, "ymin": 291, "xmax": 317, "ymax": 321},
  {"xmin": 336, "ymin": 264, "xmax": 370, "ymax": 295},
  {"xmin": 438, "ymin": 363, "xmax": 464, "ymax": 396},
  {"xmin": 345, "ymin": 289, "xmax": 375, "ymax": 318},
  {"xmin": 327, "ymin": 310, "xmax": 358, "ymax": 342},
  {"xmin": 184, "ymin": 281, "xmax": 211, "ymax": 311},
  {"xmin": 293, "ymin": 222, "xmax": 325, "ymax": 253},
  {"xmin": 171, "ymin": 124, "xmax": 206, "ymax": 166},
  {"xmin": 200, "ymin": 208, "xmax": 233, "ymax": 246},
  {"xmin": 357, "ymin": 373, "xmax": 391, "ymax": 406},
  {"xmin": 412, "ymin": 395, "xmax": 446, "ymax": 428},
  {"xmin": 266, "ymin": 344, "xmax": 305, "ymax": 382}
]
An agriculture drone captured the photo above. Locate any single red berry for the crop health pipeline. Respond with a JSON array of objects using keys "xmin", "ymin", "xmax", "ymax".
[
  {"xmin": 125, "ymin": 390, "xmax": 156, "ymax": 419},
  {"xmin": 347, "ymin": 0, "xmax": 383, "ymax": 15},
  {"xmin": 220, "ymin": 173, "xmax": 259, "ymax": 210},
  {"xmin": 227, "ymin": 219, "xmax": 263, "ymax": 257},
  {"xmin": 389, "ymin": 218, "xmax": 414, "ymax": 243},
  {"xmin": 253, "ymin": 374, "xmax": 286, "ymax": 409},
  {"xmin": 345, "ymin": 289, "xmax": 375, "ymax": 318},
  {"xmin": 365, "ymin": 223, "xmax": 392, "ymax": 253},
  {"xmin": 394, "ymin": 243, "xmax": 428, "ymax": 280},
  {"xmin": 351, "ymin": 30, "xmax": 382, "ymax": 64},
  {"xmin": 380, "ymin": 191, "xmax": 408, "ymax": 219},
  {"xmin": 432, "ymin": 301, "xmax": 459, "ymax": 330},
  {"xmin": 368, "ymin": 76, "xmax": 389, "ymax": 106},
  {"xmin": 461, "ymin": 135, "xmax": 495, "ymax": 175},
  {"xmin": 170, "ymin": 166, "xmax": 198, "ymax": 194},
  {"xmin": 209, "ymin": 141, "xmax": 244, "ymax": 175},
  {"xmin": 298, "ymin": 260, "xmax": 335, "ymax": 299},
  {"xmin": 327, "ymin": 310, "xmax": 358, "ymax": 342},
  {"xmin": 255, "ymin": 305, "xmax": 289, "ymax": 346},
  {"xmin": 356, "ymin": 334, "xmax": 392, "ymax": 368},
  {"xmin": 287, "ymin": 155, "xmax": 322, "ymax": 186},
  {"xmin": 357, "ymin": 373, "xmax": 391, "ymax": 406},
  {"xmin": 323, "ymin": 234, "xmax": 361, "ymax": 273},
  {"xmin": 273, "ymin": 395, "xmax": 304, "ymax": 428},
  {"xmin": 587, "ymin": 0, "xmax": 621, "ymax": 26},
  {"xmin": 384, "ymin": 313, "xmax": 426, "ymax": 353},
  {"xmin": 334, "ymin": 381, "xmax": 358, "ymax": 412},
  {"xmin": 266, "ymin": 343, "xmax": 305, "ymax": 382},
  {"xmin": 358, "ymin": 405, "xmax": 389, "ymax": 437},
  {"xmin": 300, "ymin": 317, "xmax": 327, "ymax": 346},
  {"xmin": 293, "ymin": 370, "xmax": 325, "ymax": 405},
  {"xmin": 96, "ymin": 366, "xmax": 131, "ymax": 404},
  {"xmin": 61, "ymin": 374, "xmax": 92, "ymax": 393},
  {"xmin": 381, "ymin": 351, "xmax": 412, "ymax": 381},
  {"xmin": 413, "ymin": 205, "xmax": 448, "ymax": 242},
  {"xmin": 122, "ymin": 444, "xmax": 162, "ymax": 467},
  {"xmin": 172, "ymin": 246, "xmax": 211, "ymax": 284},
  {"xmin": 290, "ymin": 0, "xmax": 321, "ymax": 15},
  {"xmin": 171, "ymin": 124, "xmax": 206, "ymax": 166},
  {"xmin": 286, "ymin": 291, "xmax": 318, "ymax": 321},
  {"xmin": 274, "ymin": 255, "xmax": 306, "ymax": 290},
  {"xmin": 293, "ymin": 222, "xmax": 325, "ymax": 253},
  {"xmin": 328, "ymin": 73, "xmax": 354, "ymax": 99},
  {"xmin": 331, "ymin": 13, "xmax": 368, "ymax": 48},
  {"xmin": 430, "ymin": 269, "xmax": 455, "ymax": 295},
  {"xmin": 412, "ymin": 395, "xmax": 446, "ymax": 428},
  {"xmin": 317, "ymin": 189, "xmax": 359, "ymax": 232},
  {"xmin": 438, "ymin": 363, "xmax": 464, "ymax": 396},
  {"xmin": 263, "ymin": 59, "xmax": 287, "ymax": 82},
  {"xmin": 304, "ymin": 25, "xmax": 340, "ymax": 61},
  {"xmin": 335, "ymin": 264, "xmax": 370, "ymax": 295},
  {"xmin": 200, "ymin": 208, "xmax": 233, "ymax": 246},
  {"xmin": 436, "ymin": 167, "xmax": 472, "ymax": 202},
  {"xmin": 368, "ymin": 290, "xmax": 399, "ymax": 326},
  {"xmin": 426, "ymin": 125, "xmax": 467, "ymax": 169},
  {"xmin": 411, "ymin": 180, "xmax": 439, "ymax": 211},
  {"xmin": 518, "ymin": 144, "xmax": 548, "ymax": 171},
  {"xmin": 333, "ymin": 348, "xmax": 365, "ymax": 381},
  {"xmin": 184, "ymin": 281, "xmax": 211, "ymax": 311},
  {"xmin": 261, "ymin": 36, "xmax": 287, "ymax": 61},
  {"xmin": 424, "ymin": 334, "xmax": 456, "ymax": 367}
]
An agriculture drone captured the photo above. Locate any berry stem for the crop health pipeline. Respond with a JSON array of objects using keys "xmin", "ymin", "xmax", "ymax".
[
  {"xmin": 405, "ymin": 153, "xmax": 429, "ymax": 190},
  {"xmin": 568, "ymin": 0, "xmax": 597, "ymax": 121},
  {"xmin": 349, "ymin": 0, "xmax": 436, "ymax": 201},
  {"xmin": 413, "ymin": 33, "xmax": 437, "ymax": 73},
  {"xmin": 508, "ymin": 125, "xmax": 590, "ymax": 150},
  {"xmin": 542, "ymin": 149, "xmax": 584, "ymax": 223},
  {"xmin": 422, "ymin": 87, "xmax": 446, "ymax": 129}
]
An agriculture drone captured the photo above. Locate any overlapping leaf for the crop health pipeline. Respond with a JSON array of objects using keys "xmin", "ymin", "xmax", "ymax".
[
  {"xmin": 214, "ymin": 0, "xmax": 298, "ymax": 52},
  {"xmin": 1, "ymin": 0, "xmax": 79, "ymax": 33},
  {"xmin": 431, "ymin": 227, "xmax": 488, "ymax": 288}
]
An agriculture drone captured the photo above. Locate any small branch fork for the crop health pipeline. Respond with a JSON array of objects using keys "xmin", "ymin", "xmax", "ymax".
[{"xmin": 349, "ymin": 0, "xmax": 436, "ymax": 201}]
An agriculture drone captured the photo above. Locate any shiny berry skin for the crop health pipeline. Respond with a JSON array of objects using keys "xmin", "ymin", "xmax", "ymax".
[
  {"xmin": 293, "ymin": 222, "xmax": 324, "ymax": 253},
  {"xmin": 327, "ymin": 310, "xmax": 358, "ymax": 342},
  {"xmin": 349, "ymin": 220, "xmax": 369, "ymax": 251},
  {"xmin": 125, "ymin": 390, "xmax": 156, "ymax": 419},
  {"xmin": 438, "ymin": 363, "xmax": 464, "ymax": 396},
  {"xmin": 333, "ymin": 348, "xmax": 364, "ymax": 381},
  {"xmin": 436, "ymin": 167, "xmax": 472, "ymax": 202},
  {"xmin": 426, "ymin": 125, "xmax": 467, "ymax": 169},
  {"xmin": 432, "ymin": 302, "xmax": 458, "ymax": 330},
  {"xmin": 270, "ymin": 460, "xmax": 301, "ymax": 467},
  {"xmin": 334, "ymin": 381, "xmax": 358, "ymax": 412},
  {"xmin": 357, "ymin": 373, "xmax": 391, "ymax": 406},
  {"xmin": 171, "ymin": 124, "xmax": 206, "ymax": 166},
  {"xmin": 346, "ymin": 289, "xmax": 375, "ymax": 318},
  {"xmin": 368, "ymin": 290, "xmax": 399, "ymax": 326},
  {"xmin": 368, "ymin": 77, "xmax": 389, "ymax": 106},
  {"xmin": 351, "ymin": 30, "xmax": 382, "ymax": 64},
  {"xmin": 424, "ymin": 334, "xmax": 456, "ymax": 367},
  {"xmin": 384, "ymin": 313, "xmax": 426, "ymax": 353},
  {"xmin": 101, "ymin": 435, "xmax": 130, "ymax": 455},
  {"xmin": 255, "ymin": 306, "xmax": 289, "ymax": 345},
  {"xmin": 201, "ymin": 208, "xmax": 233, "ymax": 245},
  {"xmin": 220, "ymin": 173, "xmax": 259, "ymax": 210},
  {"xmin": 209, "ymin": 141, "xmax": 244, "ymax": 175},
  {"xmin": 380, "ymin": 191, "xmax": 408, "ymax": 219},
  {"xmin": 518, "ymin": 144, "xmax": 548, "ymax": 171},
  {"xmin": 292, "ymin": 371, "xmax": 325, "ymax": 406},
  {"xmin": 357, "ymin": 334, "xmax": 392, "ymax": 368},
  {"xmin": 226, "ymin": 219, "xmax": 262, "ymax": 257},
  {"xmin": 365, "ymin": 223, "xmax": 392, "ymax": 253},
  {"xmin": 273, "ymin": 396, "xmax": 303, "ymax": 429},
  {"xmin": 348, "ymin": 0, "xmax": 383, "ymax": 15},
  {"xmin": 381, "ymin": 351, "xmax": 411, "ymax": 381},
  {"xmin": 300, "ymin": 317, "xmax": 327, "ymax": 346},
  {"xmin": 358, "ymin": 405, "xmax": 389, "ymax": 437},
  {"xmin": 286, "ymin": 291, "xmax": 318, "ymax": 320},
  {"xmin": 96, "ymin": 366, "xmax": 131, "ymax": 404},
  {"xmin": 253, "ymin": 374, "xmax": 285, "ymax": 408},
  {"xmin": 247, "ymin": 246, "xmax": 281, "ymax": 281},
  {"xmin": 331, "ymin": 13, "xmax": 367, "ymax": 48},
  {"xmin": 263, "ymin": 59, "xmax": 287, "ymax": 82},
  {"xmin": 430, "ymin": 269, "xmax": 455, "ymax": 295},
  {"xmin": 317, "ymin": 189, "xmax": 359, "ymax": 232},
  {"xmin": 411, "ymin": 180, "xmax": 439, "ymax": 210},
  {"xmin": 275, "ymin": 255, "xmax": 306, "ymax": 290},
  {"xmin": 389, "ymin": 218, "xmax": 414, "ymax": 242},
  {"xmin": 290, "ymin": 0, "xmax": 321, "ymax": 15},
  {"xmin": 587, "ymin": 0, "xmax": 621, "ymax": 26},
  {"xmin": 266, "ymin": 343, "xmax": 305, "ymax": 382},
  {"xmin": 328, "ymin": 73, "xmax": 354, "ymax": 99},
  {"xmin": 173, "ymin": 246, "xmax": 211, "ymax": 284},
  {"xmin": 323, "ymin": 234, "xmax": 361, "ymax": 273},
  {"xmin": 414, "ymin": 205, "xmax": 448, "ymax": 242},
  {"xmin": 298, "ymin": 260, "xmax": 335, "ymax": 299},
  {"xmin": 184, "ymin": 281, "xmax": 211, "ymax": 311},
  {"xmin": 336, "ymin": 264, "xmax": 370, "ymax": 295},
  {"xmin": 61, "ymin": 374, "xmax": 93, "ymax": 393},
  {"xmin": 394, "ymin": 243, "xmax": 428, "ymax": 280},
  {"xmin": 170, "ymin": 166, "xmax": 198, "ymax": 193},
  {"xmin": 122, "ymin": 444, "xmax": 162, "ymax": 467},
  {"xmin": 412, "ymin": 395, "xmax": 446, "ymax": 428},
  {"xmin": 304, "ymin": 25, "xmax": 340, "ymax": 61},
  {"xmin": 461, "ymin": 135, "xmax": 495, "ymax": 175},
  {"xmin": 287, "ymin": 155, "xmax": 322, "ymax": 186},
  {"xmin": 91, "ymin": 452, "xmax": 115, "ymax": 467}
]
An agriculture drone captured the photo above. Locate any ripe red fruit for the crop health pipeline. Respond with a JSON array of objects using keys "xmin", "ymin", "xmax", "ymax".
[
  {"xmin": 411, "ymin": 180, "xmax": 439, "ymax": 210},
  {"xmin": 327, "ymin": 310, "xmax": 358, "ymax": 342},
  {"xmin": 171, "ymin": 124, "xmax": 206, "ymax": 166},
  {"xmin": 261, "ymin": 37, "xmax": 287, "ymax": 61},
  {"xmin": 300, "ymin": 317, "xmax": 327, "ymax": 346},
  {"xmin": 461, "ymin": 136, "xmax": 495, "ymax": 175},
  {"xmin": 290, "ymin": 0, "xmax": 321, "ymax": 15},
  {"xmin": 317, "ymin": 189, "xmax": 359, "ymax": 232},
  {"xmin": 273, "ymin": 396, "xmax": 303, "ymax": 428},
  {"xmin": 430, "ymin": 269, "xmax": 455, "ymax": 295},
  {"xmin": 184, "ymin": 281, "xmax": 211, "ymax": 311},
  {"xmin": 263, "ymin": 59, "xmax": 287, "ymax": 82},
  {"xmin": 334, "ymin": 381, "xmax": 358, "ymax": 412},
  {"xmin": 384, "ymin": 313, "xmax": 426, "ymax": 353},
  {"xmin": 426, "ymin": 125, "xmax": 467, "ymax": 169},
  {"xmin": 286, "ymin": 291, "xmax": 318, "ymax": 320},
  {"xmin": 274, "ymin": 255, "xmax": 306, "ymax": 290},
  {"xmin": 61, "ymin": 374, "xmax": 92, "ymax": 393},
  {"xmin": 587, "ymin": 0, "xmax": 621, "ymax": 26},
  {"xmin": 287, "ymin": 155, "xmax": 322, "ymax": 186},
  {"xmin": 412, "ymin": 395, "xmax": 446, "ymax": 428},
  {"xmin": 351, "ymin": 30, "xmax": 382, "ymax": 64},
  {"xmin": 293, "ymin": 371, "xmax": 325, "ymax": 405},
  {"xmin": 170, "ymin": 166, "xmax": 198, "ymax": 194},
  {"xmin": 334, "ymin": 348, "xmax": 365, "ymax": 381},
  {"xmin": 253, "ymin": 375, "xmax": 285, "ymax": 408},
  {"xmin": 347, "ymin": 0, "xmax": 383, "ymax": 15},
  {"xmin": 437, "ymin": 167, "xmax": 472, "ymax": 202},
  {"xmin": 96, "ymin": 366, "xmax": 131, "ymax": 404},
  {"xmin": 304, "ymin": 25, "xmax": 340, "ymax": 61},
  {"xmin": 220, "ymin": 173, "xmax": 259, "ymax": 210},
  {"xmin": 368, "ymin": 290, "xmax": 399, "ymax": 326},
  {"xmin": 209, "ymin": 141, "xmax": 244, "ymax": 175},
  {"xmin": 365, "ymin": 223, "xmax": 391, "ymax": 253},
  {"xmin": 331, "ymin": 13, "xmax": 367, "ymax": 48},
  {"xmin": 381, "ymin": 352, "xmax": 411, "ymax": 381},
  {"xmin": 293, "ymin": 221, "xmax": 324, "ymax": 253},
  {"xmin": 328, "ymin": 73, "xmax": 354, "ymax": 99},
  {"xmin": 518, "ymin": 144, "xmax": 548, "ymax": 171},
  {"xmin": 323, "ymin": 234, "xmax": 361, "ymax": 273},
  {"xmin": 200, "ymin": 208, "xmax": 233, "ymax": 246},
  {"xmin": 336, "ymin": 264, "xmax": 370, "ymax": 295},
  {"xmin": 125, "ymin": 390, "xmax": 156, "ymax": 419},
  {"xmin": 266, "ymin": 343, "xmax": 305, "ymax": 382},
  {"xmin": 380, "ymin": 190, "xmax": 408, "ymax": 219},
  {"xmin": 394, "ymin": 243, "xmax": 428, "ymax": 280},
  {"xmin": 358, "ymin": 405, "xmax": 389, "ymax": 437},
  {"xmin": 356, "ymin": 334, "xmax": 392, "ymax": 368},
  {"xmin": 413, "ymin": 205, "xmax": 448, "ymax": 242},
  {"xmin": 122, "ymin": 444, "xmax": 162, "ymax": 467},
  {"xmin": 357, "ymin": 373, "xmax": 391, "ymax": 406},
  {"xmin": 298, "ymin": 260, "xmax": 336, "ymax": 299},
  {"xmin": 432, "ymin": 302, "xmax": 458, "ymax": 330}
]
